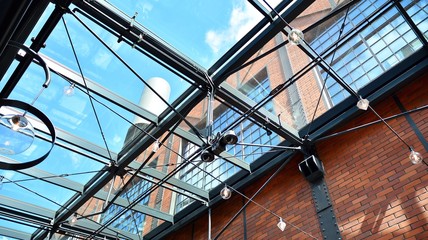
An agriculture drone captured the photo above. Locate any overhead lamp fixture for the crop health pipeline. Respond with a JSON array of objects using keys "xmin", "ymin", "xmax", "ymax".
[
  {"xmin": 288, "ymin": 29, "xmax": 304, "ymax": 45},
  {"xmin": 201, "ymin": 149, "xmax": 215, "ymax": 162},
  {"xmin": 220, "ymin": 185, "xmax": 232, "ymax": 200},
  {"xmin": 63, "ymin": 83, "xmax": 75, "ymax": 96},
  {"xmin": 69, "ymin": 213, "xmax": 78, "ymax": 226},
  {"xmin": 221, "ymin": 130, "xmax": 238, "ymax": 145},
  {"xmin": 277, "ymin": 217, "xmax": 286, "ymax": 231},
  {"xmin": 0, "ymin": 114, "xmax": 35, "ymax": 154},
  {"xmin": 0, "ymin": 41, "xmax": 56, "ymax": 170},
  {"xmin": 409, "ymin": 148, "xmax": 423, "ymax": 164},
  {"xmin": 357, "ymin": 97, "xmax": 369, "ymax": 110}
]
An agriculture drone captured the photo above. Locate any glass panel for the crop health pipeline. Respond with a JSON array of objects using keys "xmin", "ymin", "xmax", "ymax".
[
  {"xmin": 309, "ymin": 1, "xmax": 423, "ymax": 107},
  {"xmin": 401, "ymin": 0, "xmax": 428, "ymax": 41},
  {"xmin": 0, "ymin": 218, "xmax": 37, "ymax": 234},
  {"xmin": 40, "ymin": 11, "xmax": 191, "ymax": 106},
  {"xmin": 98, "ymin": 0, "xmax": 264, "ymax": 68},
  {"xmin": 0, "ymin": 170, "xmax": 76, "ymax": 211},
  {"xmin": 36, "ymin": 143, "xmax": 105, "ymax": 185},
  {"xmin": 7, "ymin": 66, "xmax": 139, "ymax": 153}
]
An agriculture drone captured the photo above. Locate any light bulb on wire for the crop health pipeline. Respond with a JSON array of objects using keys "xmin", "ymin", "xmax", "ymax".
[
  {"xmin": 63, "ymin": 84, "xmax": 75, "ymax": 96},
  {"xmin": 288, "ymin": 29, "xmax": 304, "ymax": 45},
  {"xmin": 220, "ymin": 185, "xmax": 232, "ymax": 200},
  {"xmin": 409, "ymin": 148, "xmax": 423, "ymax": 164},
  {"xmin": 69, "ymin": 213, "xmax": 78, "ymax": 226},
  {"xmin": 0, "ymin": 114, "xmax": 35, "ymax": 155},
  {"xmin": 277, "ymin": 217, "xmax": 286, "ymax": 231},
  {"xmin": 357, "ymin": 98, "xmax": 370, "ymax": 111}
]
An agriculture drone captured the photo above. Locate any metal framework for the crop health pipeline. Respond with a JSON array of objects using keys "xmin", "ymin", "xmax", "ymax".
[{"xmin": 0, "ymin": 0, "xmax": 426, "ymax": 239}]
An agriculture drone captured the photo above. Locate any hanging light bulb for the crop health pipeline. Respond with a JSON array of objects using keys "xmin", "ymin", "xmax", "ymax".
[
  {"xmin": 69, "ymin": 213, "xmax": 78, "ymax": 226},
  {"xmin": 220, "ymin": 185, "xmax": 232, "ymax": 200},
  {"xmin": 409, "ymin": 149, "xmax": 423, "ymax": 164},
  {"xmin": 152, "ymin": 139, "xmax": 160, "ymax": 153},
  {"xmin": 277, "ymin": 217, "xmax": 286, "ymax": 231},
  {"xmin": 63, "ymin": 84, "xmax": 75, "ymax": 96},
  {"xmin": 288, "ymin": 29, "xmax": 304, "ymax": 45},
  {"xmin": 0, "ymin": 114, "xmax": 35, "ymax": 155},
  {"xmin": 357, "ymin": 98, "xmax": 370, "ymax": 110}
]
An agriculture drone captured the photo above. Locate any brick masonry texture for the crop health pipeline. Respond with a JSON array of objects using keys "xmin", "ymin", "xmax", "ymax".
[{"xmin": 163, "ymin": 67, "xmax": 428, "ymax": 240}]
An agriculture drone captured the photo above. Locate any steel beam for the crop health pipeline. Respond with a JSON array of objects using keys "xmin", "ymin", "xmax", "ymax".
[
  {"xmin": 46, "ymin": 86, "xmax": 203, "ymax": 239},
  {"xmin": 129, "ymin": 161, "xmax": 209, "ymax": 200},
  {"xmin": 0, "ymin": 0, "xmax": 72, "ymax": 98},
  {"xmin": 4, "ymin": 163, "xmax": 174, "ymax": 222},
  {"xmin": 0, "ymin": 227, "xmax": 32, "ymax": 240},
  {"xmin": 209, "ymin": 0, "xmax": 296, "ymax": 74},
  {"xmin": 212, "ymin": 0, "xmax": 315, "ymax": 82},
  {"xmin": 218, "ymin": 82, "xmax": 301, "ymax": 144},
  {"xmin": 43, "ymin": 54, "xmax": 159, "ymax": 125},
  {"xmin": 73, "ymin": 0, "xmax": 208, "ymax": 88},
  {"xmin": 0, "ymin": 195, "xmax": 55, "ymax": 219},
  {"xmin": 0, "ymin": 0, "xmax": 50, "ymax": 79},
  {"xmin": 94, "ymin": 189, "xmax": 174, "ymax": 223}
]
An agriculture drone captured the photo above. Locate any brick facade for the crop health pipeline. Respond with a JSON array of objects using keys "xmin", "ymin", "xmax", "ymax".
[{"xmin": 163, "ymin": 72, "xmax": 428, "ymax": 239}]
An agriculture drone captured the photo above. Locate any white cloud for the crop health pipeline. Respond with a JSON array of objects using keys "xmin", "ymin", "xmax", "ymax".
[
  {"xmin": 138, "ymin": 2, "xmax": 154, "ymax": 19},
  {"xmin": 92, "ymin": 50, "xmax": 112, "ymax": 69},
  {"xmin": 205, "ymin": 0, "xmax": 262, "ymax": 54},
  {"xmin": 205, "ymin": 0, "xmax": 283, "ymax": 55},
  {"xmin": 70, "ymin": 152, "xmax": 82, "ymax": 169},
  {"xmin": 113, "ymin": 134, "xmax": 122, "ymax": 144}
]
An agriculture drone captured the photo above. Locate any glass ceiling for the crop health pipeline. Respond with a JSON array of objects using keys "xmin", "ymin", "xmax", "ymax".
[{"xmin": 0, "ymin": 0, "xmax": 426, "ymax": 239}]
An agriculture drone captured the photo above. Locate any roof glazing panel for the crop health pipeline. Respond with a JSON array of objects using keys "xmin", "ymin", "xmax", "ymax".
[{"xmin": 99, "ymin": 0, "xmax": 268, "ymax": 68}]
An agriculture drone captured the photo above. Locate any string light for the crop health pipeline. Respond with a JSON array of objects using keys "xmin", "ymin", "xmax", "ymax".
[
  {"xmin": 220, "ymin": 185, "xmax": 232, "ymax": 200},
  {"xmin": 409, "ymin": 148, "xmax": 423, "ymax": 164},
  {"xmin": 69, "ymin": 213, "xmax": 78, "ymax": 226},
  {"xmin": 277, "ymin": 217, "xmax": 286, "ymax": 231},
  {"xmin": 357, "ymin": 98, "xmax": 369, "ymax": 110},
  {"xmin": 288, "ymin": 29, "xmax": 304, "ymax": 45},
  {"xmin": 63, "ymin": 84, "xmax": 75, "ymax": 96}
]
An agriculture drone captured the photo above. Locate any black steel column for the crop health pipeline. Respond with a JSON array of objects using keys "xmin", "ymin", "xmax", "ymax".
[{"xmin": 298, "ymin": 154, "xmax": 342, "ymax": 239}]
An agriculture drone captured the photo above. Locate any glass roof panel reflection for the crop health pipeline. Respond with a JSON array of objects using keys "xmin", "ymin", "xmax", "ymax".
[
  {"xmin": 0, "ymin": 170, "xmax": 76, "ymax": 211},
  {"xmin": 40, "ymin": 11, "xmax": 191, "ymax": 106},
  {"xmin": 98, "ymin": 0, "xmax": 265, "ymax": 68},
  {"xmin": 7, "ymin": 66, "xmax": 140, "ymax": 154},
  {"xmin": 0, "ymin": 218, "xmax": 37, "ymax": 235}
]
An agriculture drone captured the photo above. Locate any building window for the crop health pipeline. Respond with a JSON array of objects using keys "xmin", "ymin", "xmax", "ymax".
[
  {"xmin": 312, "ymin": 0, "xmax": 426, "ymax": 106},
  {"xmin": 101, "ymin": 178, "xmax": 151, "ymax": 235},
  {"xmin": 176, "ymin": 68, "xmax": 279, "ymax": 212}
]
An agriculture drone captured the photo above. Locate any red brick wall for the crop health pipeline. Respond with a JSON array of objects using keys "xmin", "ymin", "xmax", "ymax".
[
  {"xmin": 164, "ymin": 154, "xmax": 322, "ymax": 240},
  {"xmin": 317, "ymin": 73, "xmax": 428, "ymax": 239},
  {"xmin": 162, "ymin": 72, "xmax": 428, "ymax": 239}
]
